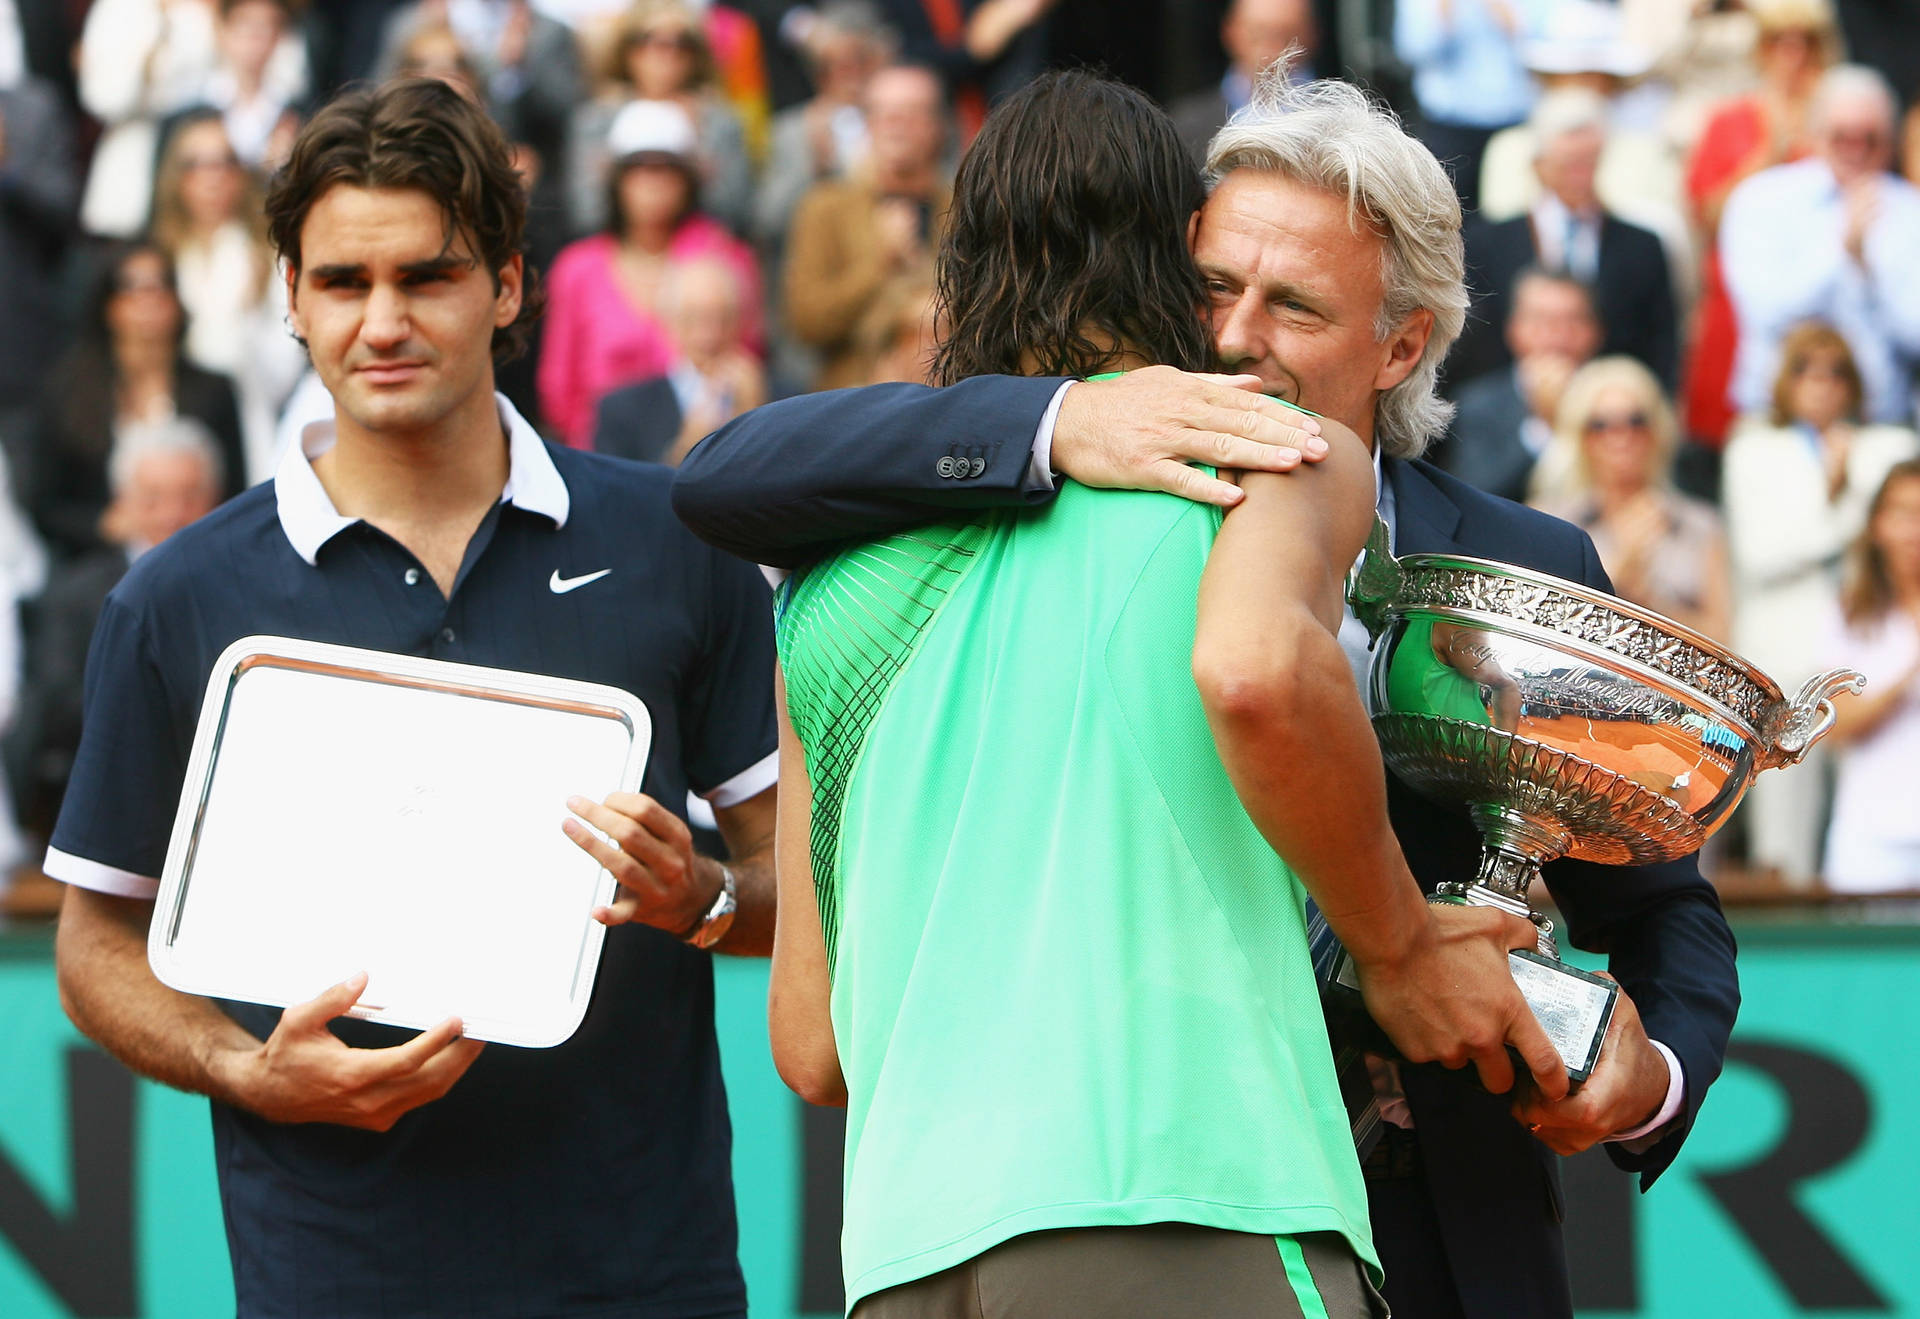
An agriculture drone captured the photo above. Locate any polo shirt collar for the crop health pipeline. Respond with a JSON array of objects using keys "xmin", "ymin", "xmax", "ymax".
[{"xmin": 274, "ymin": 391, "xmax": 569, "ymax": 565}]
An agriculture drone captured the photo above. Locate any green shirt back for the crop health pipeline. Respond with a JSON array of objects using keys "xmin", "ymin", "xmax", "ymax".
[{"xmin": 776, "ymin": 479, "xmax": 1377, "ymax": 1310}]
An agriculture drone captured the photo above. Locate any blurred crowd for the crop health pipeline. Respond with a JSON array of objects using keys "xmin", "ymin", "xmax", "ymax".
[{"xmin": 1, "ymin": 0, "xmax": 1918, "ymax": 906}]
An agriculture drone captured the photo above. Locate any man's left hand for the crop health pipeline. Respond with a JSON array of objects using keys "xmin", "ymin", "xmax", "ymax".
[
  {"xmin": 1511, "ymin": 975, "xmax": 1672, "ymax": 1156},
  {"xmin": 563, "ymin": 793, "xmax": 715, "ymax": 934}
]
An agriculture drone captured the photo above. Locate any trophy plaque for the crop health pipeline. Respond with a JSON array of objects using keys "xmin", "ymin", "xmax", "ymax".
[
  {"xmin": 148, "ymin": 637, "xmax": 652, "ymax": 1048},
  {"xmin": 1335, "ymin": 520, "xmax": 1861, "ymax": 1085}
]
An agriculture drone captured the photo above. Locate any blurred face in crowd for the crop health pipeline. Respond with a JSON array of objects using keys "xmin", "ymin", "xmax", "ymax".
[
  {"xmin": 1197, "ymin": 169, "xmax": 1432, "ymax": 447},
  {"xmin": 1757, "ymin": 25, "xmax": 1824, "ymax": 94},
  {"xmin": 1869, "ymin": 474, "xmax": 1920, "ymax": 585},
  {"xmin": 220, "ymin": 0, "xmax": 287, "ymax": 83},
  {"xmin": 1507, "ymin": 274, "xmax": 1601, "ymax": 365},
  {"xmin": 107, "ymin": 449, "xmax": 221, "ymax": 550},
  {"xmin": 1786, "ymin": 341, "xmax": 1857, "ymax": 428},
  {"xmin": 815, "ymin": 28, "xmax": 886, "ymax": 103},
  {"xmin": 1817, "ymin": 89, "xmax": 1894, "ymax": 186},
  {"xmin": 1223, "ymin": 0, "xmax": 1314, "ymax": 81},
  {"xmin": 627, "ymin": 21, "xmax": 700, "ymax": 99},
  {"xmin": 174, "ymin": 119, "xmax": 247, "ymax": 231},
  {"xmin": 1534, "ymin": 124, "xmax": 1604, "ymax": 213},
  {"xmin": 617, "ymin": 159, "xmax": 694, "ymax": 235},
  {"xmin": 865, "ymin": 67, "xmax": 945, "ymax": 186},
  {"xmin": 286, "ymin": 185, "xmax": 522, "ymax": 442},
  {"xmin": 1579, "ymin": 384, "xmax": 1659, "ymax": 492},
  {"xmin": 665, "ymin": 260, "xmax": 743, "ymax": 368},
  {"xmin": 399, "ymin": 27, "xmax": 482, "ymax": 101},
  {"xmin": 107, "ymin": 250, "xmax": 184, "ymax": 349}
]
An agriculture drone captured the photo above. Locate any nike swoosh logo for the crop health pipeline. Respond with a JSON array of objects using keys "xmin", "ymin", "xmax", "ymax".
[{"xmin": 549, "ymin": 568, "xmax": 612, "ymax": 594}]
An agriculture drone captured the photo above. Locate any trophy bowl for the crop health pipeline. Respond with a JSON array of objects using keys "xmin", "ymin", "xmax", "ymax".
[{"xmin": 1340, "ymin": 520, "xmax": 1863, "ymax": 1082}]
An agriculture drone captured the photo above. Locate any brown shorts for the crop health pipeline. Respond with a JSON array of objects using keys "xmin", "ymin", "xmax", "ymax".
[{"xmin": 850, "ymin": 1223, "xmax": 1390, "ymax": 1319}]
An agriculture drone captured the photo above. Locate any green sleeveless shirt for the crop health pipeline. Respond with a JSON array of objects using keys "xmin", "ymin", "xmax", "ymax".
[{"xmin": 776, "ymin": 470, "xmax": 1378, "ymax": 1310}]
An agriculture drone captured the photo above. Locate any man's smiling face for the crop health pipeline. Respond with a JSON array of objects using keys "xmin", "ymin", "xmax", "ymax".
[{"xmin": 1193, "ymin": 169, "xmax": 1431, "ymax": 450}]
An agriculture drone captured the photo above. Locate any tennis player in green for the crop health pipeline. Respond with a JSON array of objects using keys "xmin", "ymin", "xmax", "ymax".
[{"xmin": 768, "ymin": 71, "xmax": 1563, "ymax": 1319}]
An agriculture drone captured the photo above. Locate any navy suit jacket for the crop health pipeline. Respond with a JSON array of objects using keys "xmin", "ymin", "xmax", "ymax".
[
  {"xmin": 1453, "ymin": 213, "xmax": 1677, "ymax": 392},
  {"xmin": 674, "ymin": 378, "xmax": 1739, "ymax": 1316}
]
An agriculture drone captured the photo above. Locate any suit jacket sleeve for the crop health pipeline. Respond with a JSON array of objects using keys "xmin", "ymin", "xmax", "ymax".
[
  {"xmin": 671, "ymin": 375, "xmax": 1070, "ymax": 567},
  {"xmin": 1541, "ymin": 532, "xmax": 1740, "ymax": 1188}
]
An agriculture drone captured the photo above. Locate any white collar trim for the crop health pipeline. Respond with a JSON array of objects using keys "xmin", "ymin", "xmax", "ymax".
[{"xmin": 274, "ymin": 392, "xmax": 568, "ymax": 565}]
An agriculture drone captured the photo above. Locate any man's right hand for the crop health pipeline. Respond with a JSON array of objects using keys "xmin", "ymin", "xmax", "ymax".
[
  {"xmin": 1049, "ymin": 366, "xmax": 1332, "ymax": 507},
  {"xmin": 1355, "ymin": 903, "xmax": 1570, "ymax": 1101},
  {"xmin": 219, "ymin": 973, "xmax": 485, "ymax": 1131}
]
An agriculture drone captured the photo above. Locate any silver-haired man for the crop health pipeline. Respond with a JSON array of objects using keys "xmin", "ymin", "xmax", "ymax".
[{"xmin": 674, "ymin": 72, "xmax": 1737, "ymax": 1319}]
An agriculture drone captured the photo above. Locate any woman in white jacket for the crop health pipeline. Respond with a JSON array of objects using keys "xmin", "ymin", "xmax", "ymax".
[{"xmin": 1723, "ymin": 320, "xmax": 1918, "ymax": 881}]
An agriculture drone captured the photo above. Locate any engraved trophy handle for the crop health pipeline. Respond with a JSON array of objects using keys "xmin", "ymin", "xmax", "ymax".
[
  {"xmin": 1761, "ymin": 668, "xmax": 1867, "ymax": 770},
  {"xmin": 1346, "ymin": 515, "xmax": 1401, "ymax": 643}
]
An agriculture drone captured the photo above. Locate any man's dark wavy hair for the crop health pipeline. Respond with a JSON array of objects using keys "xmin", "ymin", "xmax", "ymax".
[
  {"xmin": 931, "ymin": 69, "xmax": 1212, "ymax": 385},
  {"xmin": 265, "ymin": 78, "xmax": 545, "ymax": 362}
]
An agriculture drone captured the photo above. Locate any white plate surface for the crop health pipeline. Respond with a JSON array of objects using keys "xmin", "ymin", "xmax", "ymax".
[{"xmin": 149, "ymin": 636, "xmax": 651, "ymax": 1048}]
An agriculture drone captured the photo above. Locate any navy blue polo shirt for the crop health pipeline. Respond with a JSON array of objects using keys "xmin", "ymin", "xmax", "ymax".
[{"xmin": 48, "ymin": 396, "xmax": 775, "ymax": 1319}]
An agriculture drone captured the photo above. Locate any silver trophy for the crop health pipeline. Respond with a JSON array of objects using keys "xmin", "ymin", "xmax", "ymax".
[{"xmin": 1340, "ymin": 520, "xmax": 1862, "ymax": 1084}]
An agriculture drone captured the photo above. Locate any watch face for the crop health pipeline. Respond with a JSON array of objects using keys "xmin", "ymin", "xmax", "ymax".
[{"xmin": 690, "ymin": 900, "xmax": 736, "ymax": 949}]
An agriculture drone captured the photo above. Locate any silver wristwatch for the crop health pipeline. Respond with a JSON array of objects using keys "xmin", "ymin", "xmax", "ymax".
[{"xmin": 680, "ymin": 865, "xmax": 738, "ymax": 949}]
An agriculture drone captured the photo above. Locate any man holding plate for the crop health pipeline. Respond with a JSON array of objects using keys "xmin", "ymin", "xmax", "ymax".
[{"xmin": 49, "ymin": 79, "xmax": 778, "ymax": 1319}]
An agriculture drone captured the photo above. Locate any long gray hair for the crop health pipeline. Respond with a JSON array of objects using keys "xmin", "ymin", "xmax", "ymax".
[{"xmin": 1206, "ymin": 73, "xmax": 1467, "ymax": 459}]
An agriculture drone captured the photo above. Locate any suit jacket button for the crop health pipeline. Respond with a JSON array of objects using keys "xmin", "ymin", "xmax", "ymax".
[
  {"xmin": 968, "ymin": 458, "xmax": 986, "ymax": 478},
  {"xmin": 936, "ymin": 456, "xmax": 957, "ymax": 478}
]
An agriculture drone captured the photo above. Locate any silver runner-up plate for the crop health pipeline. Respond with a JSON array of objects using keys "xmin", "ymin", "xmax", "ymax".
[{"xmin": 147, "ymin": 636, "xmax": 653, "ymax": 1049}]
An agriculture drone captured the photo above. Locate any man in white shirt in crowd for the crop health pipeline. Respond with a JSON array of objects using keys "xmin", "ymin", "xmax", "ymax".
[{"xmin": 1722, "ymin": 64, "xmax": 1920, "ymax": 426}]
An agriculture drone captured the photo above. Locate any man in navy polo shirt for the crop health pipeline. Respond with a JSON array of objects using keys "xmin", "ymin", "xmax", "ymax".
[{"xmin": 48, "ymin": 79, "xmax": 777, "ymax": 1318}]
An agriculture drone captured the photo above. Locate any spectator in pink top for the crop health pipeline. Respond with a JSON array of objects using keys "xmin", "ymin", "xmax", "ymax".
[{"xmin": 538, "ymin": 98, "xmax": 761, "ymax": 447}]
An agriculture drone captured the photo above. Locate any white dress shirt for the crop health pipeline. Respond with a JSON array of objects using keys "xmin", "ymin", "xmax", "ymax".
[{"xmin": 1722, "ymin": 159, "xmax": 1920, "ymax": 425}]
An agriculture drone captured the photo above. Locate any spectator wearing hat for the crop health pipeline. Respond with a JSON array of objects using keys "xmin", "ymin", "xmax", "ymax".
[
  {"xmin": 1166, "ymin": 0, "xmax": 1317, "ymax": 169},
  {"xmin": 1456, "ymin": 89, "xmax": 1676, "ymax": 392},
  {"xmin": 1393, "ymin": 0, "xmax": 1552, "ymax": 212},
  {"xmin": 783, "ymin": 62, "xmax": 948, "ymax": 392},
  {"xmin": 541, "ymin": 97, "xmax": 762, "ymax": 448},
  {"xmin": 591, "ymin": 256, "xmax": 765, "ymax": 466},
  {"xmin": 570, "ymin": 0, "xmax": 754, "ymax": 237},
  {"xmin": 1476, "ymin": 0, "xmax": 1685, "ymax": 266},
  {"xmin": 1682, "ymin": 0, "xmax": 1841, "ymax": 453},
  {"xmin": 1722, "ymin": 64, "xmax": 1920, "ymax": 428}
]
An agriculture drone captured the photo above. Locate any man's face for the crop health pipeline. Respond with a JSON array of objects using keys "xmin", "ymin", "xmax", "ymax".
[
  {"xmin": 220, "ymin": 0, "xmax": 286, "ymax": 80},
  {"xmin": 1819, "ymin": 93, "xmax": 1893, "ymax": 186},
  {"xmin": 1534, "ymin": 125, "xmax": 1603, "ymax": 213},
  {"xmin": 668, "ymin": 264, "xmax": 742, "ymax": 363},
  {"xmin": 1194, "ymin": 170, "xmax": 1432, "ymax": 446},
  {"xmin": 112, "ymin": 449, "xmax": 221, "ymax": 548},
  {"xmin": 1507, "ymin": 276, "xmax": 1600, "ymax": 364},
  {"xmin": 1224, "ymin": 0, "xmax": 1314, "ymax": 81},
  {"xmin": 286, "ymin": 185, "xmax": 522, "ymax": 441},
  {"xmin": 865, "ymin": 68, "xmax": 944, "ymax": 181}
]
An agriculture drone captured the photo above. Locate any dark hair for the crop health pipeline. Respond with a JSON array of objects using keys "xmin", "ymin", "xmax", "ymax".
[
  {"xmin": 82, "ymin": 240, "xmax": 186, "ymax": 355},
  {"xmin": 931, "ymin": 70, "xmax": 1212, "ymax": 385},
  {"xmin": 602, "ymin": 155, "xmax": 700, "ymax": 237},
  {"xmin": 1841, "ymin": 457, "xmax": 1920, "ymax": 625},
  {"xmin": 1510, "ymin": 265, "xmax": 1599, "ymax": 323},
  {"xmin": 265, "ymin": 77, "xmax": 544, "ymax": 361}
]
